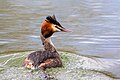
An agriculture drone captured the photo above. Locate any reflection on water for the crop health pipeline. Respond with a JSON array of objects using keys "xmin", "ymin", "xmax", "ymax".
[{"xmin": 0, "ymin": 0, "xmax": 120, "ymax": 78}]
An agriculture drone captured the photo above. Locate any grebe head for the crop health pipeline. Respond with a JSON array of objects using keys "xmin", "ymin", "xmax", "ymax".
[{"xmin": 41, "ymin": 15, "xmax": 70, "ymax": 38}]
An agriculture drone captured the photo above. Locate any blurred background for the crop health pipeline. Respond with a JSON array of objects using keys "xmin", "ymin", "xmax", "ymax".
[{"xmin": 1, "ymin": 0, "xmax": 120, "ymax": 59}]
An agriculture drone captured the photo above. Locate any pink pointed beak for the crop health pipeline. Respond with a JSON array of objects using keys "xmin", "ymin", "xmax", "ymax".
[
  {"xmin": 60, "ymin": 27, "xmax": 72, "ymax": 32},
  {"xmin": 62, "ymin": 29, "xmax": 72, "ymax": 32}
]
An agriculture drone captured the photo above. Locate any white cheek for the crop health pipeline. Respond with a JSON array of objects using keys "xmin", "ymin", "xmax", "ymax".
[
  {"xmin": 55, "ymin": 28, "xmax": 61, "ymax": 32},
  {"xmin": 52, "ymin": 25, "xmax": 60, "ymax": 32}
]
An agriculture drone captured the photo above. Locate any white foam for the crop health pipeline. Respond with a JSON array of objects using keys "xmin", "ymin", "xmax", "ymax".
[
  {"xmin": 79, "ymin": 41, "xmax": 99, "ymax": 44},
  {"xmin": 0, "ymin": 41, "xmax": 9, "ymax": 45}
]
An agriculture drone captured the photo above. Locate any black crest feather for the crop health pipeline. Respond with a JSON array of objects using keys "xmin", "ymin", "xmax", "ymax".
[{"xmin": 46, "ymin": 15, "xmax": 63, "ymax": 27}]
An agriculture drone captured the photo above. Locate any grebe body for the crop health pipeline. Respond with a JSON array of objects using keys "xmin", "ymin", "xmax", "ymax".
[{"xmin": 23, "ymin": 15, "xmax": 69, "ymax": 70}]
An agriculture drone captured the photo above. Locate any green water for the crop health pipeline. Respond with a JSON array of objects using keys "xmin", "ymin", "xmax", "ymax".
[{"xmin": 0, "ymin": 51, "xmax": 119, "ymax": 80}]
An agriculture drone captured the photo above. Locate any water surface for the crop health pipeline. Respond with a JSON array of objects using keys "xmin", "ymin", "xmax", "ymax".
[{"xmin": 0, "ymin": 0, "xmax": 120, "ymax": 79}]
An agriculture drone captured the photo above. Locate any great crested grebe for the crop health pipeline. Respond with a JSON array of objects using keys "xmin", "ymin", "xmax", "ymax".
[{"xmin": 23, "ymin": 15, "xmax": 70, "ymax": 70}]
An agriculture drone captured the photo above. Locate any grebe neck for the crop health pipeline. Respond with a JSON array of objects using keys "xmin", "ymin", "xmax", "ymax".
[{"xmin": 40, "ymin": 34, "xmax": 57, "ymax": 52}]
